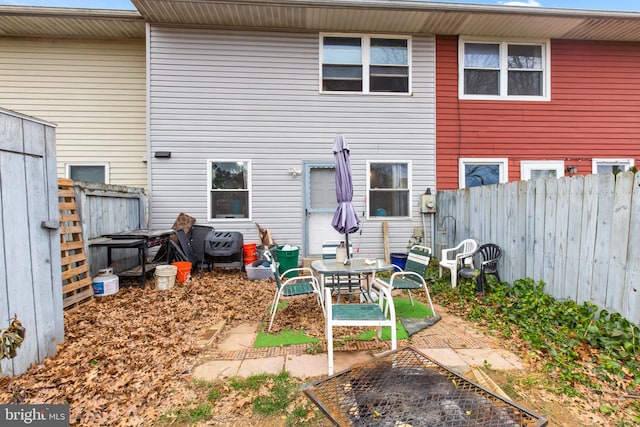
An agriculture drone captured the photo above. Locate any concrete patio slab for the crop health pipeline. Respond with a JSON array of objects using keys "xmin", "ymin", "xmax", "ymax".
[
  {"xmin": 416, "ymin": 347, "xmax": 470, "ymax": 374},
  {"xmin": 237, "ymin": 356, "xmax": 284, "ymax": 377},
  {"xmin": 192, "ymin": 360, "xmax": 242, "ymax": 381},
  {"xmin": 228, "ymin": 322, "xmax": 260, "ymax": 334},
  {"xmin": 285, "ymin": 354, "xmax": 328, "ymax": 378},
  {"xmin": 216, "ymin": 324, "xmax": 257, "ymax": 352},
  {"xmin": 333, "ymin": 351, "xmax": 376, "ymax": 373},
  {"xmin": 456, "ymin": 348, "xmax": 523, "ymax": 370}
]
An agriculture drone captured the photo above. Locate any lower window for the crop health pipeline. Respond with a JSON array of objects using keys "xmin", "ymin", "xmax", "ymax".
[
  {"xmin": 66, "ymin": 164, "xmax": 108, "ymax": 184},
  {"xmin": 367, "ymin": 161, "xmax": 410, "ymax": 217},
  {"xmin": 459, "ymin": 158, "xmax": 508, "ymax": 188},
  {"xmin": 520, "ymin": 160, "xmax": 564, "ymax": 180},
  {"xmin": 208, "ymin": 160, "xmax": 251, "ymax": 220},
  {"xmin": 592, "ymin": 158, "xmax": 634, "ymax": 174}
]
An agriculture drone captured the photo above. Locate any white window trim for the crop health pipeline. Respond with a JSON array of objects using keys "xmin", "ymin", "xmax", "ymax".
[
  {"xmin": 459, "ymin": 158, "xmax": 509, "ymax": 189},
  {"xmin": 520, "ymin": 160, "xmax": 565, "ymax": 180},
  {"xmin": 591, "ymin": 158, "xmax": 635, "ymax": 174},
  {"xmin": 366, "ymin": 160, "xmax": 412, "ymax": 220},
  {"xmin": 65, "ymin": 163, "xmax": 109, "ymax": 184},
  {"xmin": 207, "ymin": 159, "xmax": 252, "ymax": 222},
  {"xmin": 319, "ymin": 33, "xmax": 412, "ymax": 95},
  {"xmin": 458, "ymin": 37, "xmax": 551, "ymax": 101}
]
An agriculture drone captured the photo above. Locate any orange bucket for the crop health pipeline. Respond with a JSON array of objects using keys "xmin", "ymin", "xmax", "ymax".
[
  {"xmin": 243, "ymin": 243, "xmax": 258, "ymax": 265},
  {"xmin": 171, "ymin": 261, "xmax": 192, "ymax": 282}
]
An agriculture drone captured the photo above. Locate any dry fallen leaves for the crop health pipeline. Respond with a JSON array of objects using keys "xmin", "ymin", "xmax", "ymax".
[{"xmin": 0, "ymin": 270, "xmax": 276, "ymax": 426}]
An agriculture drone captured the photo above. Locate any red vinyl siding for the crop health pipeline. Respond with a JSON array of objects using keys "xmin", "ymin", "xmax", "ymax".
[{"xmin": 436, "ymin": 35, "xmax": 640, "ymax": 189}]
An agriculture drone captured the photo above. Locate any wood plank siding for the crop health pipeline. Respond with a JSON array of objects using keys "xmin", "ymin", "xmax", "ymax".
[
  {"xmin": 0, "ymin": 37, "xmax": 146, "ymax": 188},
  {"xmin": 436, "ymin": 35, "xmax": 640, "ymax": 190},
  {"xmin": 148, "ymin": 27, "xmax": 436, "ymax": 256}
]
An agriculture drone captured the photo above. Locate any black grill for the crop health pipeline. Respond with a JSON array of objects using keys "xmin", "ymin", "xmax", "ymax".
[{"xmin": 303, "ymin": 346, "xmax": 548, "ymax": 427}]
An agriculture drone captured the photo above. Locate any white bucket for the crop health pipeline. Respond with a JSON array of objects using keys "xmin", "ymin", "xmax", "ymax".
[{"xmin": 155, "ymin": 265, "xmax": 177, "ymax": 290}]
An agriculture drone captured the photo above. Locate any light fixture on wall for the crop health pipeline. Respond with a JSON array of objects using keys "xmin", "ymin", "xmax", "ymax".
[
  {"xmin": 566, "ymin": 166, "xmax": 577, "ymax": 174},
  {"xmin": 288, "ymin": 168, "xmax": 301, "ymax": 177}
]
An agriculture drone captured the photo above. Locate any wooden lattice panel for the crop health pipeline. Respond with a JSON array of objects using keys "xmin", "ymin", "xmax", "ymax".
[{"xmin": 58, "ymin": 178, "xmax": 94, "ymax": 311}]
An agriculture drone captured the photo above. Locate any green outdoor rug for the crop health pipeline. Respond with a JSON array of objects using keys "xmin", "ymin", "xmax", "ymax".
[
  {"xmin": 355, "ymin": 297, "xmax": 436, "ymax": 341},
  {"xmin": 254, "ymin": 328, "xmax": 320, "ymax": 348},
  {"xmin": 254, "ymin": 297, "xmax": 436, "ymax": 348}
]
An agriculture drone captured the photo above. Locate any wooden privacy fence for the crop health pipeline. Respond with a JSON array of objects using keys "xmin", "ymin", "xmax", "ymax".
[
  {"xmin": 435, "ymin": 171, "xmax": 640, "ymax": 325},
  {"xmin": 70, "ymin": 181, "xmax": 147, "ymax": 278}
]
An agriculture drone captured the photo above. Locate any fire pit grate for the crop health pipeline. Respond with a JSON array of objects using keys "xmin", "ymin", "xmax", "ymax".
[{"xmin": 303, "ymin": 346, "xmax": 548, "ymax": 426}]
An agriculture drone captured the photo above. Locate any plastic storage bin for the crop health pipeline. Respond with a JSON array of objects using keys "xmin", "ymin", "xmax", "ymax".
[{"xmin": 246, "ymin": 263, "xmax": 275, "ymax": 280}]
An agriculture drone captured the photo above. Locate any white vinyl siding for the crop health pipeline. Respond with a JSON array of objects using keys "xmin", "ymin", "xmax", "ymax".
[
  {"xmin": 0, "ymin": 38, "xmax": 147, "ymax": 188},
  {"xmin": 147, "ymin": 27, "xmax": 435, "ymax": 257}
]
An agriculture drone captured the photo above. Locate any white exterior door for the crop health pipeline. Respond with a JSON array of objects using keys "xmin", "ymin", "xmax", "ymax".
[{"xmin": 305, "ymin": 164, "xmax": 343, "ymax": 257}]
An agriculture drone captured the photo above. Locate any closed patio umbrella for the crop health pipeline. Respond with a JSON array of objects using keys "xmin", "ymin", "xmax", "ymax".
[{"xmin": 331, "ymin": 134, "xmax": 360, "ymax": 263}]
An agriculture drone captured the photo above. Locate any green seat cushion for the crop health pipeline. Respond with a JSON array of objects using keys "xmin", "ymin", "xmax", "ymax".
[
  {"xmin": 282, "ymin": 282, "xmax": 315, "ymax": 297},
  {"xmin": 332, "ymin": 304, "xmax": 386, "ymax": 321},
  {"xmin": 378, "ymin": 276, "xmax": 422, "ymax": 290}
]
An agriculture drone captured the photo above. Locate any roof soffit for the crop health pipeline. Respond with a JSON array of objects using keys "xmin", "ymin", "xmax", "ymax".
[
  {"xmin": 131, "ymin": 0, "xmax": 640, "ymax": 41},
  {"xmin": 0, "ymin": 6, "xmax": 145, "ymax": 39}
]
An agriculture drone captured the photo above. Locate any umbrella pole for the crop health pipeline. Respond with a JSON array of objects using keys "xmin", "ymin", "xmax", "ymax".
[{"xmin": 344, "ymin": 233, "xmax": 350, "ymax": 264}]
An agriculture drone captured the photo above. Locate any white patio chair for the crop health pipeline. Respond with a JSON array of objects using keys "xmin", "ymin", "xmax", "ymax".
[
  {"xmin": 439, "ymin": 238, "xmax": 478, "ymax": 288},
  {"xmin": 325, "ymin": 279, "xmax": 396, "ymax": 375},
  {"xmin": 264, "ymin": 251, "xmax": 323, "ymax": 332},
  {"xmin": 375, "ymin": 245, "xmax": 436, "ymax": 315}
]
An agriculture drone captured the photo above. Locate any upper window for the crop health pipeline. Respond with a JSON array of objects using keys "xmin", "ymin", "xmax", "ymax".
[
  {"xmin": 321, "ymin": 35, "xmax": 410, "ymax": 94},
  {"xmin": 367, "ymin": 161, "xmax": 411, "ymax": 218},
  {"xmin": 208, "ymin": 160, "xmax": 251, "ymax": 221},
  {"xmin": 66, "ymin": 164, "xmax": 108, "ymax": 184},
  {"xmin": 459, "ymin": 38, "xmax": 549, "ymax": 100},
  {"xmin": 592, "ymin": 158, "xmax": 635, "ymax": 175},
  {"xmin": 459, "ymin": 158, "xmax": 508, "ymax": 188},
  {"xmin": 520, "ymin": 161, "xmax": 564, "ymax": 180}
]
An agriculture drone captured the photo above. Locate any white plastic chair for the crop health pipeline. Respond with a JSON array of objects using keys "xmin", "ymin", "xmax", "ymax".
[
  {"xmin": 376, "ymin": 245, "xmax": 435, "ymax": 315},
  {"xmin": 439, "ymin": 239, "xmax": 478, "ymax": 288},
  {"xmin": 325, "ymin": 279, "xmax": 396, "ymax": 375},
  {"xmin": 264, "ymin": 251, "xmax": 323, "ymax": 332}
]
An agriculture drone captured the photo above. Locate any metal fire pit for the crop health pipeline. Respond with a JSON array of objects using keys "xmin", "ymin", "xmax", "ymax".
[{"xmin": 303, "ymin": 346, "xmax": 547, "ymax": 426}]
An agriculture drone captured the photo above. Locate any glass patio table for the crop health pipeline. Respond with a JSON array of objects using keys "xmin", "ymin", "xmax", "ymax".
[{"xmin": 310, "ymin": 258, "xmax": 395, "ymax": 302}]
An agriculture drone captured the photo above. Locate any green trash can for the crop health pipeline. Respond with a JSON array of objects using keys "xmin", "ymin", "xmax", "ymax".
[{"xmin": 275, "ymin": 245, "xmax": 299, "ymax": 278}]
